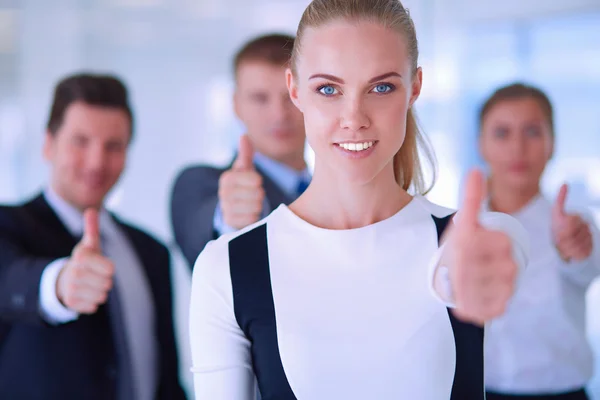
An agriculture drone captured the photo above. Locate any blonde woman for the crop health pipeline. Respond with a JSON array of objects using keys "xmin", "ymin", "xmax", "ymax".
[{"xmin": 189, "ymin": 1, "xmax": 529, "ymax": 399}]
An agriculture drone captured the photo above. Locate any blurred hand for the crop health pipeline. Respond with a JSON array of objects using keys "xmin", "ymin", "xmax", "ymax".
[
  {"xmin": 56, "ymin": 209, "xmax": 115, "ymax": 314},
  {"xmin": 552, "ymin": 184, "xmax": 593, "ymax": 262},
  {"xmin": 218, "ymin": 134, "xmax": 265, "ymax": 230},
  {"xmin": 448, "ymin": 170, "xmax": 518, "ymax": 325}
]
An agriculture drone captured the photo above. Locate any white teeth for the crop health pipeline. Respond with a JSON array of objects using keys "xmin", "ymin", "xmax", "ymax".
[{"xmin": 338, "ymin": 141, "xmax": 374, "ymax": 152}]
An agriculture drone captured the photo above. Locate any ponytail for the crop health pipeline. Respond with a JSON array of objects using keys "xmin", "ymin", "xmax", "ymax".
[{"xmin": 393, "ymin": 108, "xmax": 436, "ymax": 194}]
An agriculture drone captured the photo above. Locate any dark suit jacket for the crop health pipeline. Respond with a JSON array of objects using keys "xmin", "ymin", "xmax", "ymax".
[
  {"xmin": 0, "ymin": 194, "xmax": 187, "ymax": 400},
  {"xmin": 170, "ymin": 162, "xmax": 294, "ymax": 269}
]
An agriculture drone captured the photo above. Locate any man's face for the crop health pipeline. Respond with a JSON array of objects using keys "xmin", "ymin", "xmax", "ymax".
[
  {"xmin": 234, "ymin": 60, "xmax": 306, "ymax": 164},
  {"xmin": 43, "ymin": 102, "xmax": 130, "ymax": 210}
]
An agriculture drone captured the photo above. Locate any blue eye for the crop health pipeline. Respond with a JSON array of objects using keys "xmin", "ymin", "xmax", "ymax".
[
  {"xmin": 318, "ymin": 85, "xmax": 337, "ymax": 96},
  {"xmin": 373, "ymin": 84, "xmax": 393, "ymax": 93}
]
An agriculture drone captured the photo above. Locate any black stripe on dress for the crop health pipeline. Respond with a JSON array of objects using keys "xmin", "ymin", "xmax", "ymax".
[
  {"xmin": 432, "ymin": 213, "xmax": 485, "ymax": 400},
  {"xmin": 229, "ymin": 224, "xmax": 297, "ymax": 399}
]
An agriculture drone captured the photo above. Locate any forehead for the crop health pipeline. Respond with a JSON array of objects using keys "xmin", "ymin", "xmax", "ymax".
[
  {"xmin": 485, "ymin": 98, "xmax": 547, "ymax": 123},
  {"xmin": 236, "ymin": 61, "xmax": 288, "ymax": 90},
  {"xmin": 296, "ymin": 20, "xmax": 410, "ymax": 79},
  {"xmin": 60, "ymin": 102, "xmax": 131, "ymax": 139}
]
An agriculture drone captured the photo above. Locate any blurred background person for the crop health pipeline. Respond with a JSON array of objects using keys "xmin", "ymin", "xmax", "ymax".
[
  {"xmin": 170, "ymin": 33, "xmax": 309, "ymax": 269},
  {"xmin": 480, "ymin": 83, "xmax": 600, "ymax": 400},
  {"xmin": 0, "ymin": 74, "xmax": 186, "ymax": 400}
]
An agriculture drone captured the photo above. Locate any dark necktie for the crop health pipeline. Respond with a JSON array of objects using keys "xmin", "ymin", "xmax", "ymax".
[{"xmin": 296, "ymin": 178, "xmax": 310, "ymax": 198}]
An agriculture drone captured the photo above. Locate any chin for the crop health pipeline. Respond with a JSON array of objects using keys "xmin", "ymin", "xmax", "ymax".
[
  {"xmin": 80, "ymin": 198, "xmax": 104, "ymax": 210},
  {"xmin": 76, "ymin": 190, "xmax": 108, "ymax": 209},
  {"xmin": 505, "ymin": 176, "xmax": 539, "ymax": 192},
  {"xmin": 272, "ymin": 146, "xmax": 304, "ymax": 160}
]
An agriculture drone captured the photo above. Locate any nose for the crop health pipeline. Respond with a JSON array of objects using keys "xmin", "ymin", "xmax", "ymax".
[
  {"xmin": 340, "ymin": 95, "xmax": 370, "ymax": 132},
  {"xmin": 509, "ymin": 133, "xmax": 527, "ymax": 156},
  {"xmin": 86, "ymin": 143, "xmax": 108, "ymax": 171}
]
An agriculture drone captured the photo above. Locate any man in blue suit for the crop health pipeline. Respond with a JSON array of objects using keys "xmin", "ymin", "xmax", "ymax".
[
  {"xmin": 0, "ymin": 73, "xmax": 187, "ymax": 400},
  {"xmin": 171, "ymin": 33, "xmax": 311, "ymax": 269}
]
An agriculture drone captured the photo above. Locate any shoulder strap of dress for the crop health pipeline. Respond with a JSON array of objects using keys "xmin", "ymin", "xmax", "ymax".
[
  {"xmin": 432, "ymin": 212, "xmax": 455, "ymax": 242},
  {"xmin": 431, "ymin": 212, "xmax": 485, "ymax": 400},
  {"xmin": 228, "ymin": 224, "xmax": 297, "ymax": 400}
]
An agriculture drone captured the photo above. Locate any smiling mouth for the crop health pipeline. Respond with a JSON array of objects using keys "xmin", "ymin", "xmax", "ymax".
[{"xmin": 335, "ymin": 141, "xmax": 377, "ymax": 152}]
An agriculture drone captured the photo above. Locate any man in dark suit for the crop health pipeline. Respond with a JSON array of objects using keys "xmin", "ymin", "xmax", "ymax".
[
  {"xmin": 0, "ymin": 73, "xmax": 187, "ymax": 400},
  {"xmin": 171, "ymin": 34, "xmax": 310, "ymax": 268}
]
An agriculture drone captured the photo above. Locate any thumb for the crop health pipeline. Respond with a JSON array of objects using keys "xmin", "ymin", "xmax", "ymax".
[
  {"xmin": 457, "ymin": 169, "xmax": 486, "ymax": 231},
  {"xmin": 233, "ymin": 134, "xmax": 255, "ymax": 171},
  {"xmin": 553, "ymin": 183, "xmax": 568, "ymax": 222},
  {"xmin": 81, "ymin": 208, "xmax": 101, "ymax": 252}
]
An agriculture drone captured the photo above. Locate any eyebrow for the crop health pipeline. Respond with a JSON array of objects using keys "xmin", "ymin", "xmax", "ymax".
[{"xmin": 308, "ymin": 72, "xmax": 402, "ymax": 84}]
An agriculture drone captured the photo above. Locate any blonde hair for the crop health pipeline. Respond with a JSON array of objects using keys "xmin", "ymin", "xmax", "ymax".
[{"xmin": 291, "ymin": 0, "xmax": 436, "ymax": 194}]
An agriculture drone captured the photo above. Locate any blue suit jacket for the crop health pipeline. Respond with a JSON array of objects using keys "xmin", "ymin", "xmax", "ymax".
[
  {"xmin": 0, "ymin": 194, "xmax": 187, "ymax": 400},
  {"xmin": 170, "ymin": 162, "xmax": 294, "ymax": 269}
]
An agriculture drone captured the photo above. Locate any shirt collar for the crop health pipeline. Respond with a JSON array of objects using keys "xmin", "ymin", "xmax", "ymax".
[
  {"xmin": 483, "ymin": 193, "xmax": 548, "ymax": 218},
  {"xmin": 43, "ymin": 186, "xmax": 118, "ymax": 238},
  {"xmin": 253, "ymin": 152, "xmax": 311, "ymax": 197}
]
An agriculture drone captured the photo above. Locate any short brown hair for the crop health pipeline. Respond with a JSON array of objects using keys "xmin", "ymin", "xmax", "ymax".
[
  {"xmin": 233, "ymin": 33, "xmax": 295, "ymax": 75},
  {"xmin": 479, "ymin": 82, "xmax": 554, "ymax": 136},
  {"xmin": 47, "ymin": 73, "xmax": 134, "ymax": 137}
]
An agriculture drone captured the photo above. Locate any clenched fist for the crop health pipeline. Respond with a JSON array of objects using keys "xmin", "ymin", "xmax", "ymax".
[
  {"xmin": 218, "ymin": 134, "xmax": 265, "ymax": 230},
  {"xmin": 448, "ymin": 170, "xmax": 519, "ymax": 325},
  {"xmin": 56, "ymin": 208, "xmax": 115, "ymax": 314},
  {"xmin": 552, "ymin": 184, "xmax": 593, "ymax": 262}
]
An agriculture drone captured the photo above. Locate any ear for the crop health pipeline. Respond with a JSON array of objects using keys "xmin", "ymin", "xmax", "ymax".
[
  {"xmin": 286, "ymin": 68, "xmax": 302, "ymax": 112},
  {"xmin": 42, "ymin": 130, "xmax": 54, "ymax": 161},
  {"xmin": 548, "ymin": 135, "xmax": 555, "ymax": 160},
  {"xmin": 478, "ymin": 132, "xmax": 486, "ymax": 161},
  {"xmin": 409, "ymin": 67, "xmax": 423, "ymax": 108}
]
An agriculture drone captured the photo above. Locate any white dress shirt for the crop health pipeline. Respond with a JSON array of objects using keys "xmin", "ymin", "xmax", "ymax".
[
  {"xmin": 38, "ymin": 187, "xmax": 158, "ymax": 400},
  {"xmin": 484, "ymin": 194, "xmax": 600, "ymax": 394}
]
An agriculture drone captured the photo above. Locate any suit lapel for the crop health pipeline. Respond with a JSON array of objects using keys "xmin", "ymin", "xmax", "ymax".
[{"xmin": 23, "ymin": 194, "xmax": 79, "ymax": 254}]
